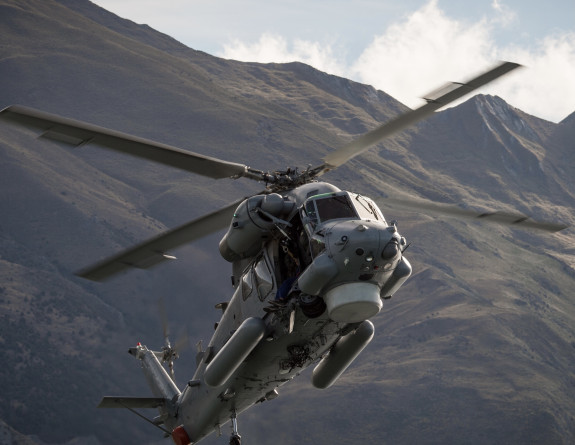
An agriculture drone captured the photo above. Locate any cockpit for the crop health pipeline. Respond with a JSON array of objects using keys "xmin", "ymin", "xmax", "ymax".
[{"xmin": 302, "ymin": 191, "xmax": 385, "ymax": 229}]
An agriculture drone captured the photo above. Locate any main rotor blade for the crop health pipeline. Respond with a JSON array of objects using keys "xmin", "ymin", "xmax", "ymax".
[
  {"xmin": 0, "ymin": 105, "xmax": 248, "ymax": 180},
  {"xmin": 320, "ymin": 61, "xmax": 521, "ymax": 172},
  {"xmin": 78, "ymin": 199, "xmax": 244, "ymax": 281},
  {"xmin": 380, "ymin": 196, "xmax": 568, "ymax": 232}
]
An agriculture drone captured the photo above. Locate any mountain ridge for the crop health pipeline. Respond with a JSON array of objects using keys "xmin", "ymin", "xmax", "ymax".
[{"xmin": 0, "ymin": 1, "xmax": 574, "ymax": 444}]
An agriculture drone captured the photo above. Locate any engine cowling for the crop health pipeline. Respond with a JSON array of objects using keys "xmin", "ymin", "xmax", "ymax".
[{"xmin": 219, "ymin": 194, "xmax": 294, "ymax": 262}]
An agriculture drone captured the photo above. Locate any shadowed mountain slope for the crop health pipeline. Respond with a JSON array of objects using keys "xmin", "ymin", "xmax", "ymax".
[{"xmin": 0, "ymin": 1, "xmax": 574, "ymax": 444}]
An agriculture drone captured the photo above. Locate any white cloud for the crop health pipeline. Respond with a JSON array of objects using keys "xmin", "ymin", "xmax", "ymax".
[
  {"xmin": 497, "ymin": 32, "xmax": 575, "ymax": 122},
  {"xmin": 219, "ymin": 0, "xmax": 575, "ymax": 122},
  {"xmin": 221, "ymin": 33, "xmax": 347, "ymax": 76},
  {"xmin": 350, "ymin": 0, "xmax": 495, "ymax": 108},
  {"xmin": 490, "ymin": 0, "xmax": 517, "ymax": 26}
]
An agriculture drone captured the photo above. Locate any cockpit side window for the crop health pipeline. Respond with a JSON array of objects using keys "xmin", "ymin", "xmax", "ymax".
[
  {"xmin": 305, "ymin": 201, "xmax": 318, "ymax": 225},
  {"xmin": 254, "ymin": 256, "xmax": 274, "ymax": 301}
]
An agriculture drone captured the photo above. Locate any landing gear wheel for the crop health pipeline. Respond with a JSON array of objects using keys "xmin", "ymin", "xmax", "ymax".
[
  {"xmin": 230, "ymin": 433, "xmax": 241, "ymax": 445},
  {"xmin": 299, "ymin": 294, "xmax": 326, "ymax": 318}
]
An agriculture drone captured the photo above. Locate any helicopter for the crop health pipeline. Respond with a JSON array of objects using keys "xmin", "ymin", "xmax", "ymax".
[{"xmin": 0, "ymin": 61, "xmax": 567, "ymax": 445}]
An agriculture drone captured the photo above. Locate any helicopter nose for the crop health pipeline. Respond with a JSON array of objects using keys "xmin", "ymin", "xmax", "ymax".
[{"xmin": 318, "ymin": 220, "xmax": 397, "ymax": 323}]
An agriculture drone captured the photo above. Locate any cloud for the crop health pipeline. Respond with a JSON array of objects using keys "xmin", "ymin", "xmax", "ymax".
[
  {"xmin": 350, "ymin": 0, "xmax": 575, "ymax": 122},
  {"xmin": 221, "ymin": 33, "xmax": 347, "ymax": 76},
  {"xmin": 219, "ymin": 0, "xmax": 575, "ymax": 122},
  {"xmin": 350, "ymin": 0, "xmax": 495, "ymax": 108},
  {"xmin": 490, "ymin": 0, "xmax": 517, "ymax": 26},
  {"xmin": 498, "ymin": 33, "xmax": 575, "ymax": 123}
]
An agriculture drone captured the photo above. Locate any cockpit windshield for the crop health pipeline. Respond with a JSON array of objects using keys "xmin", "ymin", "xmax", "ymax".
[
  {"xmin": 304, "ymin": 193, "xmax": 356, "ymax": 225},
  {"xmin": 351, "ymin": 193, "xmax": 385, "ymax": 223},
  {"xmin": 303, "ymin": 192, "xmax": 385, "ymax": 226},
  {"xmin": 315, "ymin": 195, "xmax": 356, "ymax": 221}
]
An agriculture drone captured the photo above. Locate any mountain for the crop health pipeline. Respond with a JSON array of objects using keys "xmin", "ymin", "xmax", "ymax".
[{"xmin": 0, "ymin": 0, "xmax": 574, "ymax": 444}]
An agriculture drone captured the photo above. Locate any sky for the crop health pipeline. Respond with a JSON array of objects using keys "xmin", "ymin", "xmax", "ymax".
[{"xmin": 91, "ymin": 0, "xmax": 575, "ymax": 123}]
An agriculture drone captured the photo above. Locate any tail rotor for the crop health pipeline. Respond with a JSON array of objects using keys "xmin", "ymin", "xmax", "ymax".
[{"xmin": 157, "ymin": 297, "xmax": 189, "ymax": 383}]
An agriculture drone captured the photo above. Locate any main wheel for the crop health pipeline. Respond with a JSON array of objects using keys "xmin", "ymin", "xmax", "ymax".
[
  {"xmin": 299, "ymin": 294, "xmax": 326, "ymax": 318},
  {"xmin": 230, "ymin": 433, "xmax": 241, "ymax": 445}
]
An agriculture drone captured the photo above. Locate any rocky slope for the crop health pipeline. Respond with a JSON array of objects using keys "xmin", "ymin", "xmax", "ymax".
[{"xmin": 0, "ymin": 1, "xmax": 574, "ymax": 444}]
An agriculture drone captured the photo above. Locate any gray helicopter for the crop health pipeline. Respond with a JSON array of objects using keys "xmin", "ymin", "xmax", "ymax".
[{"xmin": 0, "ymin": 61, "xmax": 566, "ymax": 445}]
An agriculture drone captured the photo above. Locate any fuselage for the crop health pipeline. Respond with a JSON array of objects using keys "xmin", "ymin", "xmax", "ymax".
[{"xmin": 170, "ymin": 182, "xmax": 412, "ymax": 443}]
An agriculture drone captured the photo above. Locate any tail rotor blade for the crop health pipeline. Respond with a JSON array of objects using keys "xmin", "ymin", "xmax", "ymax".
[{"xmin": 158, "ymin": 297, "xmax": 170, "ymax": 348}]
